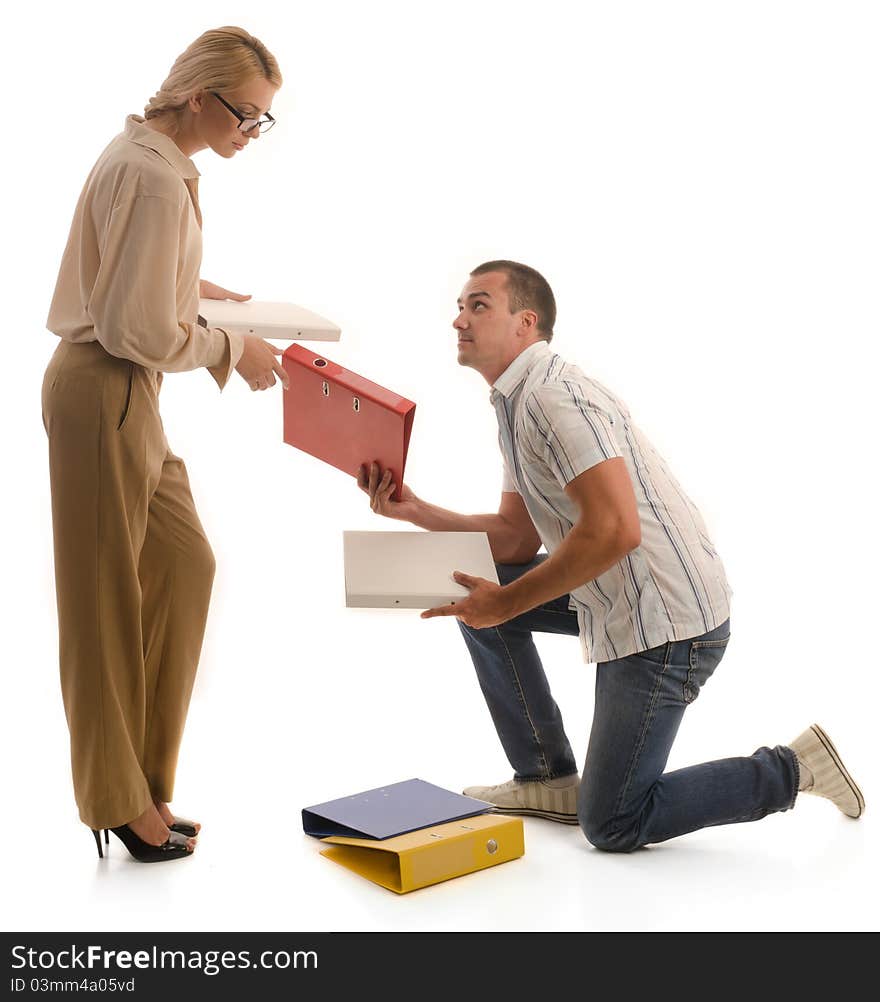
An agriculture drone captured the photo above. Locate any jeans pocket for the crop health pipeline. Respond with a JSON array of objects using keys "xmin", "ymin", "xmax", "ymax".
[
  {"xmin": 117, "ymin": 363, "xmax": 135, "ymax": 431},
  {"xmin": 684, "ymin": 635, "xmax": 729, "ymax": 703},
  {"xmin": 634, "ymin": 640, "xmax": 671, "ymax": 666}
]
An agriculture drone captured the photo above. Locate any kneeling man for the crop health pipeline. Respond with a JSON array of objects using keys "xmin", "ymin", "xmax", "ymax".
[{"xmin": 360, "ymin": 260, "xmax": 863, "ymax": 852}]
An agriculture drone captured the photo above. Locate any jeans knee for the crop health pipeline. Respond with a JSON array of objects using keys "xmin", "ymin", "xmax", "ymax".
[
  {"xmin": 578, "ymin": 807, "xmax": 642, "ymax": 854},
  {"xmin": 457, "ymin": 618, "xmax": 503, "ymax": 646},
  {"xmin": 457, "ymin": 619, "xmax": 478, "ymax": 641}
]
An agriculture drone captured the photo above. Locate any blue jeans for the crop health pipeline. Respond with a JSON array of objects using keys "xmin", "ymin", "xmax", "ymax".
[{"xmin": 458, "ymin": 557, "xmax": 799, "ymax": 852}]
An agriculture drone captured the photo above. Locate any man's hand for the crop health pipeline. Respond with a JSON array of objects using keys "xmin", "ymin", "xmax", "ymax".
[
  {"xmin": 357, "ymin": 462, "xmax": 421, "ymax": 520},
  {"xmin": 200, "ymin": 280, "xmax": 251, "ymax": 302},
  {"xmin": 421, "ymin": 571, "xmax": 514, "ymax": 628},
  {"xmin": 234, "ymin": 335, "xmax": 290, "ymax": 391}
]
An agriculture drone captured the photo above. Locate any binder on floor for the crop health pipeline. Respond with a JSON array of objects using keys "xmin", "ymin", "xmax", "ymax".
[
  {"xmin": 302, "ymin": 778, "xmax": 491, "ymax": 840},
  {"xmin": 282, "ymin": 344, "xmax": 415, "ymax": 501},
  {"xmin": 319, "ymin": 814, "xmax": 525, "ymax": 894}
]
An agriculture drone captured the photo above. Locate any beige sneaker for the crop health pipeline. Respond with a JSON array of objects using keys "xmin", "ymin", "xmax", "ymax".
[
  {"xmin": 789, "ymin": 724, "xmax": 865, "ymax": 819},
  {"xmin": 463, "ymin": 776, "xmax": 580, "ymax": 824}
]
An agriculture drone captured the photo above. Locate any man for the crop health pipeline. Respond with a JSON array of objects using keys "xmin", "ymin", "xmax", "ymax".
[{"xmin": 359, "ymin": 260, "xmax": 864, "ymax": 851}]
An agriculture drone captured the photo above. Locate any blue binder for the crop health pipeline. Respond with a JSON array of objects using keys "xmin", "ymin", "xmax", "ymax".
[{"xmin": 302, "ymin": 779, "xmax": 492, "ymax": 840}]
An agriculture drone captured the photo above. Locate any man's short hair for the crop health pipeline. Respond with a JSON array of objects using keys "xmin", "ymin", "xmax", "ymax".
[{"xmin": 470, "ymin": 260, "xmax": 556, "ymax": 342}]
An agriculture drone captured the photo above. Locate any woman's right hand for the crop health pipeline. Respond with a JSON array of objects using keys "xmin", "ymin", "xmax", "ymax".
[
  {"xmin": 234, "ymin": 335, "xmax": 290, "ymax": 391},
  {"xmin": 358, "ymin": 462, "xmax": 420, "ymax": 520}
]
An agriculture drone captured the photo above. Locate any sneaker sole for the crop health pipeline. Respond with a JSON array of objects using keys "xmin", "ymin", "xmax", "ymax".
[
  {"xmin": 486, "ymin": 806, "xmax": 581, "ymax": 825},
  {"xmin": 811, "ymin": 724, "xmax": 865, "ymax": 818}
]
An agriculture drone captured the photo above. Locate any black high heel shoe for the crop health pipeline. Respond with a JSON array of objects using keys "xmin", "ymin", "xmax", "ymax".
[
  {"xmin": 153, "ymin": 803, "xmax": 199, "ymax": 838},
  {"xmin": 168, "ymin": 817, "xmax": 199, "ymax": 838},
  {"xmin": 91, "ymin": 825, "xmax": 193, "ymax": 863}
]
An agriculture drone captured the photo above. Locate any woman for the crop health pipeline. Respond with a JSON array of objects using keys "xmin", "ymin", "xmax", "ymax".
[{"xmin": 42, "ymin": 26, "xmax": 285, "ymax": 862}]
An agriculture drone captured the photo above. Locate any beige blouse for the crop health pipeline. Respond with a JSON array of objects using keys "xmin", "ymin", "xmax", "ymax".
[{"xmin": 47, "ymin": 115, "xmax": 244, "ymax": 389}]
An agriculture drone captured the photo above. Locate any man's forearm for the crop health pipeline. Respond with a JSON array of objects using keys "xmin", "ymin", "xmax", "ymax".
[
  {"xmin": 501, "ymin": 522, "xmax": 637, "ymax": 619},
  {"xmin": 405, "ymin": 498, "xmax": 534, "ymax": 563}
]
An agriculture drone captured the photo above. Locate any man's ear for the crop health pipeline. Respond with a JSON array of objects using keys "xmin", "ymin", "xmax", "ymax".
[{"xmin": 518, "ymin": 310, "xmax": 539, "ymax": 337}]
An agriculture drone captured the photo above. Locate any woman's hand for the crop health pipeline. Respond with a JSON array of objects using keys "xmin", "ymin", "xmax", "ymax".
[
  {"xmin": 234, "ymin": 335, "xmax": 289, "ymax": 391},
  {"xmin": 200, "ymin": 280, "xmax": 251, "ymax": 302},
  {"xmin": 199, "ymin": 281, "xmax": 282, "ymax": 390}
]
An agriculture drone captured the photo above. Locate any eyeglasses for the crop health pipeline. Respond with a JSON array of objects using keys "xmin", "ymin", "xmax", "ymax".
[{"xmin": 210, "ymin": 91, "xmax": 276, "ymax": 135}]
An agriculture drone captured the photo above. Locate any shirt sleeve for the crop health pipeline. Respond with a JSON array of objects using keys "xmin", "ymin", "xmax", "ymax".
[
  {"xmin": 501, "ymin": 456, "xmax": 519, "ymax": 493},
  {"xmin": 87, "ymin": 191, "xmax": 244, "ymax": 390},
  {"xmin": 204, "ymin": 325, "xmax": 244, "ymax": 390},
  {"xmin": 524, "ymin": 381, "xmax": 623, "ymax": 487}
]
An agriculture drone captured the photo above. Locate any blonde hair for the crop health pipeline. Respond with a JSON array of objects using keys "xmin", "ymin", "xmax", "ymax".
[{"xmin": 144, "ymin": 26, "xmax": 282, "ymax": 133}]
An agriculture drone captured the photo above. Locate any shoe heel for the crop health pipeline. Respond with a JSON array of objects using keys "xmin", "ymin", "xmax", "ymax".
[{"xmin": 92, "ymin": 829, "xmax": 104, "ymax": 859}]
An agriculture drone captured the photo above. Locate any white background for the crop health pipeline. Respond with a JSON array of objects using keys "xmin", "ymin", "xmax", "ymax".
[{"xmin": 3, "ymin": 0, "xmax": 878, "ymax": 932}]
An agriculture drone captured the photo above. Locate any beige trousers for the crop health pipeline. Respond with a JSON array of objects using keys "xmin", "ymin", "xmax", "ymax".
[{"xmin": 41, "ymin": 340, "xmax": 215, "ymax": 830}]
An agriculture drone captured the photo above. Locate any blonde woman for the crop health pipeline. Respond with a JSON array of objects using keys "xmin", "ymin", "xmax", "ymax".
[{"xmin": 43, "ymin": 26, "xmax": 285, "ymax": 862}]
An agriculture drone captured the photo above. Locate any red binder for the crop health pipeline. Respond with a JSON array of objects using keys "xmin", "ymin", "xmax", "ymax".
[{"xmin": 282, "ymin": 344, "xmax": 416, "ymax": 500}]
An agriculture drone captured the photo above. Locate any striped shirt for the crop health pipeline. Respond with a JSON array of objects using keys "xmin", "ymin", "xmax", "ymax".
[{"xmin": 493, "ymin": 341, "xmax": 731, "ymax": 664}]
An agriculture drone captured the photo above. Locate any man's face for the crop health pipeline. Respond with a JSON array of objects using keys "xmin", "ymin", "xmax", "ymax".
[{"xmin": 453, "ymin": 271, "xmax": 529, "ymax": 380}]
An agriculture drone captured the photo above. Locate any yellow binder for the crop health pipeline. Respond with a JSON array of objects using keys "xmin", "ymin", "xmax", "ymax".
[{"xmin": 319, "ymin": 814, "xmax": 524, "ymax": 894}]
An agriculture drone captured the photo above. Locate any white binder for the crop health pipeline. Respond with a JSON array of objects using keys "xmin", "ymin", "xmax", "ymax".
[
  {"xmin": 343, "ymin": 531, "xmax": 499, "ymax": 609},
  {"xmin": 198, "ymin": 299, "xmax": 341, "ymax": 341}
]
